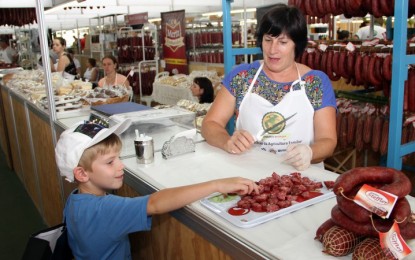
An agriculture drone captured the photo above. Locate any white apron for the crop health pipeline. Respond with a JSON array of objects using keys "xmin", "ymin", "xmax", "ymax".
[{"xmin": 236, "ymin": 62, "xmax": 314, "ymax": 155}]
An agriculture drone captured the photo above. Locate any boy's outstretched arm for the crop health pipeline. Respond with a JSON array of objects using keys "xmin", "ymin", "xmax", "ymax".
[{"xmin": 146, "ymin": 177, "xmax": 258, "ymax": 215}]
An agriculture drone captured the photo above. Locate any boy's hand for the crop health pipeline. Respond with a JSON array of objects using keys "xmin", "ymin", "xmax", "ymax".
[{"xmin": 214, "ymin": 177, "xmax": 258, "ymax": 196}]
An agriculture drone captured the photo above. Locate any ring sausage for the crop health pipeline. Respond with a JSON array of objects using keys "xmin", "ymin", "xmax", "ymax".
[
  {"xmin": 333, "ymin": 167, "xmax": 412, "ymax": 198},
  {"xmin": 331, "ymin": 205, "xmax": 415, "ymax": 239}
]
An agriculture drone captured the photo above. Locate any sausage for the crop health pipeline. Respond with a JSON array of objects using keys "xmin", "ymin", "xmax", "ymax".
[
  {"xmin": 368, "ymin": 55, "xmax": 382, "ymax": 86},
  {"xmin": 347, "ymin": 112, "xmax": 357, "ymax": 145},
  {"xmin": 352, "ymin": 238, "xmax": 388, "ymax": 260},
  {"xmin": 322, "ymin": 225, "xmax": 363, "ymax": 257},
  {"xmin": 314, "ymin": 50, "xmax": 322, "ymax": 71},
  {"xmin": 321, "ymin": 51, "xmax": 328, "ymax": 74},
  {"xmin": 363, "ymin": 113, "xmax": 374, "ymax": 144},
  {"xmin": 383, "ymin": 54, "xmax": 392, "ymax": 81},
  {"xmin": 361, "ymin": 55, "xmax": 371, "ymax": 87},
  {"xmin": 300, "ymin": 50, "xmax": 308, "ymax": 65},
  {"xmin": 355, "ymin": 54, "xmax": 363, "ymax": 85},
  {"xmin": 340, "ymin": 113, "xmax": 348, "ymax": 149},
  {"xmin": 332, "ymin": 205, "xmax": 415, "ymax": 239},
  {"xmin": 409, "ymin": 69, "xmax": 415, "ymax": 112},
  {"xmin": 371, "ymin": 115, "xmax": 383, "ymax": 152},
  {"xmin": 333, "ymin": 167, "xmax": 412, "ymax": 198},
  {"xmin": 315, "ymin": 218, "xmax": 337, "ymax": 242},
  {"xmin": 327, "ymin": 50, "xmax": 341, "ymax": 81},
  {"xmin": 380, "ymin": 119, "xmax": 389, "ymax": 155},
  {"xmin": 307, "ymin": 50, "xmax": 315, "ymax": 69},
  {"xmin": 346, "ymin": 52, "xmax": 355, "ymax": 78},
  {"xmin": 337, "ymin": 195, "xmax": 372, "ymax": 223},
  {"xmin": 355, "ymin": 115, "xmax": 365, "ymax": 152},
  {"xmin": 339, "ymin": 51, "xmax": 349, "ymax": 79},
  {"xmin": 332, "ymin": 51, "xmax": 341, "ymax": 78},
  {"xmin": 337, "ymin": 194, "xmax": 412, "ymax": 225},
  {"xmin": 371, "ymin": 0, "xmax": 383, "ymax": 18}
]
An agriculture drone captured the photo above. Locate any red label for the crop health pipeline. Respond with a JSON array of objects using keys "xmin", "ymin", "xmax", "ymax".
[{"xmin": 379, "ymin": 222, "xmax": 412, "ymax": 259}]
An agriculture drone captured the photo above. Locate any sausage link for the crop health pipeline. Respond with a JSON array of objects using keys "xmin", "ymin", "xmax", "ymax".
[
  {"xmin": 315, "ymin": 218, "xmax": 337, "ymax": 242},
  {"xmin": 333, "ymin": 166, "xmax": 412, "ymax": 198},
  {"xmin": 380, "ymin": 119, "xmax": 389, "ymax": 155},
  {"xmin": 371, "ymin": 115, "xmax": 383, "ymax": 152},
  {"xmin": 363, "ymin": 113, "xmax": 374, "ymax": 144},
  {"xmin": 382, "ymin": 54, "xmax": 392, "ymax": 81},
  {"xmin": 347, "ymin": 112, "xmax": 357, "ymax": 145},
  {"xmin": 355, "ymin": 115, "xmax": 365, "ymax": 152}
]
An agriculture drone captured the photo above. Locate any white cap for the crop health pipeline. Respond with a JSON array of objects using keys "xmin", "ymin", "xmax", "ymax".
[{"xmin": 55, "ymin": 119, "xmax": 131, "ymax": 182}]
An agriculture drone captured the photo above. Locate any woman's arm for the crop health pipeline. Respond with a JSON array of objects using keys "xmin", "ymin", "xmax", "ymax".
[
  {"xmin": 90, "ymin": 68, "xmax": 98, "ymax": 82},
  {"xmin": 310, "ymin": 106, "xmax": 337, "ymax": 163},
  {"xmin": 56, "ymin": 55, "xmax": 69, "ymax": 72},
  {"xmin": 201, "ymin": 87, "xmax": 254, "ymax": 153}
]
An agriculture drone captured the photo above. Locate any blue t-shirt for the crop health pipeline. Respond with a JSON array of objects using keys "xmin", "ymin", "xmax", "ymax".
[
  {"xmin": 222, "ymin": 60, "xmax": 337, "ymax": 112},
  {"xmin": 64, "ymin": 190, "xmax": 152, "ymax": 260}
]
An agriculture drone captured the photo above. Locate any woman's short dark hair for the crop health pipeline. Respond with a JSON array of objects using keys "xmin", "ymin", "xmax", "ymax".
[
  {"xmin": 194, "ymin": 77, "xmax": 214, "ymax": 104},
  {"xmin": 88, "ymin": 58, "xmax": 97, "ymax": 67},
  {"xmin": 256, "ymin": 4, "xmax": 308, "ymax": 59}
]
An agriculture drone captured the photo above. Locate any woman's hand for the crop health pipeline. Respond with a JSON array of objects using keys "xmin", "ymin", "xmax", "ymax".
[
  {"xmin": 225, "ymin": 130, "xmax": 255, "ymax": 154},
  {"xmin": 283, "ymin": 144, "xmax": 313, "ymax": 170}
]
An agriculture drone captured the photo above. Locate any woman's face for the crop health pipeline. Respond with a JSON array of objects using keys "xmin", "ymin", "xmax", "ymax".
[
  {"xmin": 190, "ymin": 82, "xmax": 203, "ymax": 97},
  {"xmin": 102, "ymin": 58, "xmax": 116, "ymax": 75},
  {"xmin": 262, "ymin": 33, "xmax": 296, "ymax": 73},
  {"xmin": 52, "ymin": 39, "xmax": 65, "ymax": 55}
]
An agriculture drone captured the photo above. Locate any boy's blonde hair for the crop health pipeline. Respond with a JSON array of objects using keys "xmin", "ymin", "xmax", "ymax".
[{"xmin": 78, "ymin": 133, "xmax": 122, "ymax": 172}]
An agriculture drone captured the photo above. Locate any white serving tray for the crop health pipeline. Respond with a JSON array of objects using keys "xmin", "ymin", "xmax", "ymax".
[{"xmin": 200, "ymin": 174, "xmax": 335, "ymax": 228}]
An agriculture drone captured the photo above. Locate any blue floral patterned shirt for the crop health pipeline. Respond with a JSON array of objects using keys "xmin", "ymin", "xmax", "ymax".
[{"xmin": 222, "ymin": 60, "xmax": 337, "ymax": 113}]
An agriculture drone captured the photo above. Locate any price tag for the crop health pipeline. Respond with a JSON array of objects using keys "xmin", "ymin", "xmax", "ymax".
[
  {"xmin": 354, "ymin": 184, "xmax": 398, "ymax": 219},
  {"xmin": 379, "ymin": 222, "xmax": 412, "ymax": 260}
]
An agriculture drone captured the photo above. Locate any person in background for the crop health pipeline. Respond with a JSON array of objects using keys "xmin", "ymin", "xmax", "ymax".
[
  {"xmin": 191, "ymin": 77, "xmax": 214, "ymax": 104},
  {"xmin": 55, "ymin": 119, "xmax": 258, "ymax": 259},
  {"xmin": 337, "ymin": 29, "xmax": 350, "ymax": 40},
  {"xmin": 354, "ymin": 17, "xmax": 386, "ymax": 40},
  {"xmin": 83, "ymin": 58, "xmax": 98, "ymax": 87},
  {"xmin": 80, "ymin": 33, "xmax": 87, "ymax": 52},
  {"xmin": 201, "ymin": 4, "xmax": 337, "ymax": 171},
  {"xmin": 0, "ymin": 37, "xmax": 17, "ymax": 64},
  {"xmin": 98, "ymin": 55, "xmax": 130, "ymax": 88},
  {"xmin": 52, "ymin": 37, "xmax": 77, "ymax": 79},
  {"xmin": 67, "ymin": 48, "xmax": 81, "ymax": 79}
]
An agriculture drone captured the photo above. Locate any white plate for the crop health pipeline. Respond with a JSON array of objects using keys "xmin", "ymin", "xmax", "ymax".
[{"xmin": 200, "ymin": 173, "xmax": 335, "ymax": 228}]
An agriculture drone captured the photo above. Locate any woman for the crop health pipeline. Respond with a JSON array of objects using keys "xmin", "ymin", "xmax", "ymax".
[
  {"xmin": 52, "ymin": 37, "xmax": 77, "ymax": 78},
  {"xmin": 191, "ymin": 77, "xmax": 214, "ymax": 103},
  {"xmin": 83, "ymin": 58, "xmax": 98, "ymax": 84},
  {"xmin": 97, "ymin": 55, "xmax": 130, "ymax": 88},
  {"xmin": 201, "ymin": 4, "xmax": 337, "ymax": 171}
]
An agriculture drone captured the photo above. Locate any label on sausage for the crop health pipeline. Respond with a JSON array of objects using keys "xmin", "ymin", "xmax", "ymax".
[
  {"xmin": 354, "ymin": 184, "xmax": 398, "ymax": 219},
  {"xmin": 379, "ymin": 222, "xmax": 412, "ymax": 260}
]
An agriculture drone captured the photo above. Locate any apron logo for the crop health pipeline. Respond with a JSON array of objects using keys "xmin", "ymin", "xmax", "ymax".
[{"xmin": 261, "ymin": 112, "xmax": 286, "ymax": 134}]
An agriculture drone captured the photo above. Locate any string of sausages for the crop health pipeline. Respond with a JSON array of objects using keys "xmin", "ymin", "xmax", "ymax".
[
  {"xmin": 117, "ymin": 35, "xmax": 155, "ymax": 64},
  {"xmin": 315, "ymin": 166, "xmax": 415, "ymax": 258},
  {"xmin": 288, "ymin": 0, "xmax": 415, "ymax": 18}
]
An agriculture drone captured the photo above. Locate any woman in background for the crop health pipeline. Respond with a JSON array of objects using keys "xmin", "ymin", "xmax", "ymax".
[
  {"xmin": 97, "ymin": 55, "xmax": 129, "ymax": 88},
  {"xmin": 52, "ymin": 37, "xmax": 77, "ymax": 78},
  {"xmin": 83, "ymin": 58, "xmax": 98, "ymax": 87},
  {"xmin": 191, "ymin": 77, "xmax": 214, "ymax": 104}
]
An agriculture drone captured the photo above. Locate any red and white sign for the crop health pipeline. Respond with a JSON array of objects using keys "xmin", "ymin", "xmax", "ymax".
[{"xmin": 125, "ymin": 12, "xmax": 148, "ymax": 26}]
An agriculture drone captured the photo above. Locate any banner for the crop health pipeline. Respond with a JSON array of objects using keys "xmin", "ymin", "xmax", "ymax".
[
  {"xmin": 125, "ymin": 12, "xmax": 148, "ymax": 26},
  {"xmin": 161, "ymin": 10, "xmax": 188, "ymax": 74}
]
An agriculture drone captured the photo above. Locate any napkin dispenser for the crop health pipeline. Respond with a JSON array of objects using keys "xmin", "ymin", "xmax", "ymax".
[{"xmin": 162, "ymin": 129, "xmax": 196, "ymax": 159}]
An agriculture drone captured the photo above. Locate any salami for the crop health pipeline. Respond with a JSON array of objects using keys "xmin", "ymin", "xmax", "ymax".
[{"xmin": 315, "ymin": 218, "xmax": 337, "ymax": 242}]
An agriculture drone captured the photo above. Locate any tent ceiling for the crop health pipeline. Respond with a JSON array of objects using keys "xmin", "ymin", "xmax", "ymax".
[{"xmin": 2, "ymin": 0, "xmax": 285, "ymax": 31}]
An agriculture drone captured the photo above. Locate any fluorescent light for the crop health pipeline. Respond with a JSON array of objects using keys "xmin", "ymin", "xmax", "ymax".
[
  {"xmin": 202, "ymin": 8, "xmax": 256, "ymax": 17},
  {"xmin": 149, "ymin": 18, "xmax": 161, "ymax": 23}
]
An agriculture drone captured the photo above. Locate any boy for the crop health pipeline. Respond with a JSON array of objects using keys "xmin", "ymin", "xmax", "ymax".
[{"xmin": 55, "ymin": 119, "xmax": 258, "ymax": 259}]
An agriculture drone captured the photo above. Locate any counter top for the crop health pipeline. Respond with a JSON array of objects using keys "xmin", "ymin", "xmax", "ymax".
[{"xmin": 123, "ymin": 142, "xmax": 415, "ymax": 260}]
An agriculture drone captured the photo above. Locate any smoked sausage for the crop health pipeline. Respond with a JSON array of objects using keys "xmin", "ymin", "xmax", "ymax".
[{"xmin": 333, "ymin": 167, "xmax": 412, "ymax": 198}]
